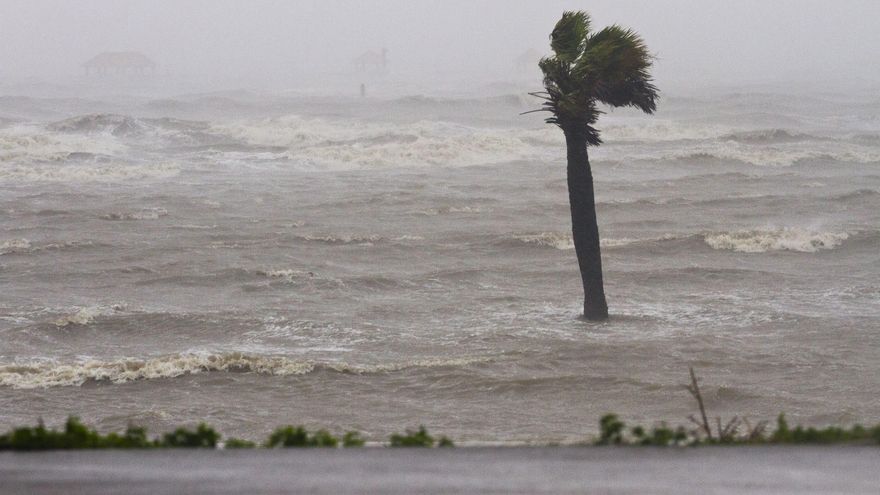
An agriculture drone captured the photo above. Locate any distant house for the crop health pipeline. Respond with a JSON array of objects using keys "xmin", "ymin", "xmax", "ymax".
[
  {"xmin": 83, "ymin": 52, "xmax": 156, "ymax": 75},
  {"xmin": 353, "ymin": 48, "xmax": 388, "ymax": 73},
  {"xmin": 514, "ymin": 48, "xmax": 544, "ymax": 73}
]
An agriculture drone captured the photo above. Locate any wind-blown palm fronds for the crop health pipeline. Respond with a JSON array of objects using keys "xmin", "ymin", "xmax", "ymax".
[{"xmin": 532, "ymin": 11, "xmax": 659, "ymax": 144}]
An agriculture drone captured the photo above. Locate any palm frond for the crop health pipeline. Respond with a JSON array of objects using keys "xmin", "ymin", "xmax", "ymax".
[
  {"xmin": 534, "ymin": 11, "xmax": 658, "ymax": 143},
  {"xmin": 550, "ymin": 11, "xmax": 590, "ymax": 63},
  {"xmin": 576, "ymin": 25, "xmax": 658, "ymax": 113}
]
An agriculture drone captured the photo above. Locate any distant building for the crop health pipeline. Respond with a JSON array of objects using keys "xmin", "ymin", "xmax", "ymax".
[
  {"xmin": 514, "ymin": 49, "xmax": 544, "ymax": 73},
  {"xmin": 353, "ymin": 48, "xmax": 388, "ymax": 73},
  {"xmin": 83, "ymin": 52, "xmax": 156, "ymax": 75}
]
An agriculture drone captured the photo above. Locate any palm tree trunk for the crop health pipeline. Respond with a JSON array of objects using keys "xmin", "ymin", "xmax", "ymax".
[{"xmin": 564, "ymin": 127, "xmax": 609, "ymax": 320}]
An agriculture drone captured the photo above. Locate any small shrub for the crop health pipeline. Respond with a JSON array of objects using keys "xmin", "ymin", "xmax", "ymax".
[
  {"xmin": 310, "ymin": 429, "xmax": 339, "ymax": 448},
  {"xmin": 161, "ymin": 423, "xmax": 219, "ymax": 448},
  {"xmin": 596, "ymin": 414, "xmax": 625, "ymax": 445},
  {"xmin": 224, "ymin": 438, "xmax": 256, "ymax": 449},
  {"xmin": 101, "ymin": 425, "xmax": 153, "ymax": 448},
  {"xmin": 389, "ymin": 426, "xmax": 434, "ymax": 447},
  {"xmin": 342, "ymin": 431, "xmax": 365, "ymax": 447},
  {"xmin": 437, "ymin": 436, "xmax": 455, "ymax": 447},
  {"xmin": 266, "ymin": 426, "xmax": 309, "ymax": 447},
  {"xmin": 265, "ymin": 426, "xmax": 338, "ymax": 448}
]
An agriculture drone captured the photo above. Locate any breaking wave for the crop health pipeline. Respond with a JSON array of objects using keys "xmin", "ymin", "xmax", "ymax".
[
  {"xmin": 628, "ymin": 143, "xmax": 880, "ymax": 167},
  {"xmin": 212, "ymin": 116, "xmax": 562, "ymax": 169},
  {"xmin": 47, "ymin": 114, "xmax": 152, "ymax": 137},
  {"xmin": 0, "ymin": 162, "xmax": 180, "ymax": 182},
  {"xmin": 0, "ymin": 238, "xmax": 95, "ymax": 255},
  {"xmin": 718, "ymin": 129, "xmax": 821, "ymax": 143},
  {"xmin": 0, "ymin": 125, "xmax": 125, "ymax": 163},
  {"xmin": 0, "ymin": 352, "xmax": 492, "ymax": 389},
  {"xmin": 703, "ymin": 228, "xmax": 849, "ymax": 253},
  {"xmin": 101, "ymin": 207, "xmax": 169, "ymax": 221},
  {"xmin": 53, "ymin": 305, "xmax": 125, "ymax": 327},
  {"xmin": 295, "ymin": 234, "xmax": 384, "ymax": 245},
  {"xmin": 508, "ymin": 229, "xmax": 853, "ymax": 253},
  {"xmin": 0, "ymin": 238, "xmax": 31, "ymax": 255},
  {"xmin": 509, "ymin": 232, "xmax": 681, "ymax": 250}
]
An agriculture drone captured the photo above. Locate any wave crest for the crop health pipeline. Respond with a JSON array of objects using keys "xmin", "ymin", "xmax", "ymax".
[
  {"xmin": 703, "ymin": 228, "xmax": 849, "ymax": 253},
  {"xmin": 0, "ymin": 238, "xmax": 31, "ymax": 255},
  {"xmin": 0, "ymin": 353, "xmax": 492, "ymax": 389},
  {"xmin": 510, "ymin": 232, "xmax": 680, "ymax": 250}
]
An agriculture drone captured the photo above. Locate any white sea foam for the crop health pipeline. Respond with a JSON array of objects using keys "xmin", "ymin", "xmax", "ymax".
[
  {"xmin": 513, "ymin": 232, "xmax": 679, "ymax": 250},
  {"xmin": 213, "ymin": 116, "xmax": 562, "ymax": 169},
  {"xmin": 297, "ymin": 234, "xmax": 384, "ymax": 244},
  {"xmin": 0, "ymin": 238, "xmax": 31, "ymax": 255},
  {"xmin": 0, "ymin": 125, "xmax": 126, "ymax": 163},
  {"xmin": 0, "ymin": 162, "xmax": 180, "ymax": 182},
  {"xmin": 514, "ymin": 232, "xmax": 574, "ymax": 250},
  {"xmin": 601, "ymin": 120, "xmax": 735, "ymax": 142},
  {"xmin": 616, "ymin": 140, "xmax": 880, "ymax": 167},
  {"xmin": 703, "ymin": 228, "xmax": 849, "ymax": 253},
  {"xmin": 0, "ymin": 352, "xmax": 492, "ymax": 389},
  {"xmin": 0, "ymin": 238, "xmax": 94, "ymax": 255},
  {"xmin": 101, "ymin": 207, "xmax": 169, "ymax": 221},
  {"xmin": 54, "ymin": 304, "xmax": 124, "ymax": 327},
  {"xmin": 256, "ymin": 268, "xmax": 321, "ymax": 281}
]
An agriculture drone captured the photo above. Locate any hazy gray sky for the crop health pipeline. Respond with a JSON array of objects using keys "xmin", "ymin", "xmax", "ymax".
[{"xmin": 2, "ymin": 0, "xmax": 878, "ymax": 91}]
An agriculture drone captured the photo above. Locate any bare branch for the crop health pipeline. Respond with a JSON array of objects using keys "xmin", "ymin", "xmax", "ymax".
[{"xmin": 686, "ymin": 367, "xmax": 713, "ymax": 440}]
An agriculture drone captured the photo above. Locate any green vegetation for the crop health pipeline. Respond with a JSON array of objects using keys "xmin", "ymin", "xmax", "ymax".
[
  {"xmin": 389, "ymin": 426, "xmax": 436, "ymax": 447},
  {"xmin": 161, "ymin": 423, "xmax": 219, "ymax": 448},
  {"xmin": 0, "ymin": 417, "xmax": 153, "ymax": 451},
  {"xmin": 770, "ymin": 414, "xmax": 880, "ymax": 445},
  {"xmin": 224, "ymin": 438, "xmax": 256, "ymax": 449},
  {"xmin": 0, "ymin": 419, "xmax": 370, "ymax": 451},
  {"xmin": 590, "ymin": 369, "xmax": 880, "ymax": 446},
  {"xmin": 594, "ymin": 412, "xmax": 880, "ymax": 447},
  {"xmin": 342, "ymin": 431, "xmax": 365, "ymax": 447},
  {"xmin": 265, "ymin": 426, "xmax": 339, "ymax": 448}
]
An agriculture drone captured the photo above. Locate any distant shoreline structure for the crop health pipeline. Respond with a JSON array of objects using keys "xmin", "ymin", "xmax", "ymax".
[{"xmin": 82, "ymin": 51, "xmax": 156, "ymax": 75}]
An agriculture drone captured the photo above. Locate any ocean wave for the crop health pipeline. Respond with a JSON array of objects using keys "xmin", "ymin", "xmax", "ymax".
[
  {"xmin": 47, "ymin": 114, "xmax": 151, "ymax": 137},
  {"xmin": 254, "ymin": 268, "xmax": 345, "ymax": 288},
  {"xmin": 512, "ymin": 232, "xmax": 574, "ymax": 250},
  {"xmin": 510, "ymin": 232, "xmax": 680, "ymax": 250},
  {"xmin": 0, "ymin": 238, "xmax": 94, "ymax": 256},
  {"xmin": 0, "ymin": 238, "xmax": 31, "ymax": 255},
  {"xmin": 628, "ymin": 142, "xmax": 880, "ymax": 167},
  {"xmin": 53, "ymin": 305, "xmax": 124, "ymax": 327},
  {"xmin": 703, "ymin": 228, "xmax": 849, "ymax": 253},
  {"xmin": 718, "ymin": 129, "xmax": 821, "ymax": 143},
  {"xmin": 601, "ymin": 120, "xmax": 735, "ymax": 142},
  {"xmin": 418, "ymin": 205, "xmax": 483, "ymax": 216},
  {"xmin": 0, "ymin": 352, "xmax": 492, "ymax": 389},
  {"xmin": 100, "ymin": 207, "xmax": 169, "ymax": 221},
  {"xmin": 829, "ymin": 189, "xmax": 880, "ymax": 202},
  {"xmin": 0, "ymin": 125, "xmax": 126, "ymax": 163},
  {"xmin": 47, "ymin": 114, "xmax": 215, "ymax": 146},
  {"xmin": 0, "ymin": 162, "xmax": 180, "ymax": 182},
  {"xmin": 212, "ymin": 116, "xmax": 562, "ymax": 169},
  {"xmin": 295, "ymin": 233, "xmax": 384, "ymax": 245}
]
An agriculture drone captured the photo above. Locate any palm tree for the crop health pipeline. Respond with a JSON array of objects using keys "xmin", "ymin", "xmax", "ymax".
[{"xmin": 531, "ymin": 11, "xmax": 658, "ymax": 320}]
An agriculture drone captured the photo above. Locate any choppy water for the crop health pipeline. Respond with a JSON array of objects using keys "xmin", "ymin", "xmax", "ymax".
[{"xmin": 1, "ymin": 84, "xmax": 879, "ymax": 442}]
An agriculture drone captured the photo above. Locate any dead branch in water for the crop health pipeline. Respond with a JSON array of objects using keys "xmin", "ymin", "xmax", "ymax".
[{"xmin": 685, "ymin": 367, "xmax": 713, "ymax": 440}]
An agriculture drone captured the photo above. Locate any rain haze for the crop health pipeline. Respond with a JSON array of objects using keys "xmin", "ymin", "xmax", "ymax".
[
  {"xmin": 1, "ymin": 0, "xmax": 880, "ymax": 481},
  {"xmin": 1, "ymin": 0, "xmax": 879, "ymax": 94}
]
